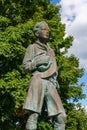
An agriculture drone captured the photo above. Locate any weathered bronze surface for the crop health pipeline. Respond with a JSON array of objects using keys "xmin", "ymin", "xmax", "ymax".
[{"xmin": 22, "ymin": 21, "xmax": 66, "ymax": 130}]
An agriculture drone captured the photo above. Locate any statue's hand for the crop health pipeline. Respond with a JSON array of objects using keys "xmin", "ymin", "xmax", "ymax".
[
  {"xmin": 37, "ymin": 61, "xmax": 52, "ymax": 72},
  {"xmin": 35, "ymin": 55, "xmax": 51, "ymax": 67}
]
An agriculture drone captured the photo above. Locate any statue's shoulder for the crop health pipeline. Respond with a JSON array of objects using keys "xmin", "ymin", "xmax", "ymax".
[
  {"xmin": 25, "ymin": 43, "xmax": 38, "ymax": 55},
  {"xmin": 26, "ymin": 43, "xmax": 35, "ymax": 51}
]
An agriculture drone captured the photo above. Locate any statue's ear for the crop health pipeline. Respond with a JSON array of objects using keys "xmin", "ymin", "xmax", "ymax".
[{"xmin": 35, "ymin": 31, "xmax": 39, "ymax": 37}]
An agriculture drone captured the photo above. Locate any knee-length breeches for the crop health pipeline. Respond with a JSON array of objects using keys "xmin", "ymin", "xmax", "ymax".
[{"xmin": 23, "ymin": 75, "xmax": 66, "ymax": 117}]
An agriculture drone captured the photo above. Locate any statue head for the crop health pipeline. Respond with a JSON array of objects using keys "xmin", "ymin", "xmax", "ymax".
[{"xmin": 33, "ymin": 21, "xmax": 50, "ymax": 40}]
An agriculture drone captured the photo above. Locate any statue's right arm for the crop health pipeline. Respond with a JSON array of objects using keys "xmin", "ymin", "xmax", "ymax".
[{"xmin": 22, "ymin": 45, "xmax": 36, "ymax": 72}]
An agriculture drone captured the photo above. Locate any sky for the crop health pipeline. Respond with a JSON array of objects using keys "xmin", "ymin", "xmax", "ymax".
[{"xmin": 51, "ymin": 0, "xmax": 87, "ymax": 108}]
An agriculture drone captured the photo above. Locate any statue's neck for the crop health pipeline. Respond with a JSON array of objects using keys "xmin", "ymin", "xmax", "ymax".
[{"xmin": 37, "ymin": 38, "xmax": 47, "ymax": 45}]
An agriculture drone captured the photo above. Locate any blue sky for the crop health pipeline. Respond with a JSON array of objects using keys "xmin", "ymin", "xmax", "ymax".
[
  {"xmin": 50, "ymin": 0, "xmax": 60, "ymax": 5},
  {"xmin": 79, "ymin": 72, "xmax": 87, "ymax": 106},
  {"xmin": 51, "ymin": 0, "xmax": 87, "ymax": 107}
]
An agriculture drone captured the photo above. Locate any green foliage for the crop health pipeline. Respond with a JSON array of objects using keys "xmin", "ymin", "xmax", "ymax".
[
  {"xmin": 38, "ymin": 121, "xmax": 53, "ymax": 130},
  {"xmin": 66, "ymin": 104, "xmax": 87, "ymax": 130},
  {"xmin": 0, "ymin": 0, "xmax": 87, "ymax": 130},
  {"xmin": 0, "ymin": 16, "xmax": 10, "ymax": 30}
]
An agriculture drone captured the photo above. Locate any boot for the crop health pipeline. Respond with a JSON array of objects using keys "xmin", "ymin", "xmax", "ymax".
[
  {"xmin": 26, "ymin": 113, "xmax": 38, "ymax": 130},
  {"xmin": 54, "ymin": 113, "xmax": 66, "ymax": 130},
  {"xmin": 54, "ymin": 122, "xmax": 65, "ymax": 130}
]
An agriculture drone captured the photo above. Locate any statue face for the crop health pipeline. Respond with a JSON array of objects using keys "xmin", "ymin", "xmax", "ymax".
[{"xmin": 39, "ymin": 24, "xmax": 49, "ymax": 40}]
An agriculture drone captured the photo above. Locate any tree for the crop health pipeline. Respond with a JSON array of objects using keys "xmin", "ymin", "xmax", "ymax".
[{"xmin": 0, "ymin": 0, "xmax": 86, "ymax": 130}]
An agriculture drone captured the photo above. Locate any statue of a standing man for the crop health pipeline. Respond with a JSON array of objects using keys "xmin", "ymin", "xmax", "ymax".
[{"xmin": 22, "ymin": 21, "xmax": 66, "ymax": 130}]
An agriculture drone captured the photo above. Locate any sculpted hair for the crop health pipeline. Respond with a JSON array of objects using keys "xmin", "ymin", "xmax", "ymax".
[{"xmin": 33, "ymin": 21, "xmax": 49, "ymax": 37}]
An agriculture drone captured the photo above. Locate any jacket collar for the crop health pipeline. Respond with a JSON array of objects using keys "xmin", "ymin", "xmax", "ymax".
[{"xmin": 35, "ymin": 40, "xmax": 48, "ymax": 50}]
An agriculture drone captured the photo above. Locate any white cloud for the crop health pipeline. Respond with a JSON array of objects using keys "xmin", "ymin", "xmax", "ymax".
[
  {"xmin": 82, "ymin": 106, "xmax": 87, "ymax": 113},
  {"xmin": 84, "ymin": 106, "xmax": 87, "ymax": 113},
  {"xmin": 59, "ymin": 0, "xmax": 87, "ymax": 70}
]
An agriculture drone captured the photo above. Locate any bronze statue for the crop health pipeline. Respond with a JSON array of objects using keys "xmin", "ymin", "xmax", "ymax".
[{"xmin": 22, "ymin": 21, "xmax": 66, "ymax": 130}]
